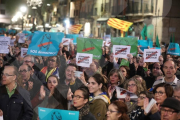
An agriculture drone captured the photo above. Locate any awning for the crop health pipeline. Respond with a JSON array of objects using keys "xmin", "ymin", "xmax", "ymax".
[{"xmin": 97, "ymin": 18, "xmax": 109, "ymax": 22}]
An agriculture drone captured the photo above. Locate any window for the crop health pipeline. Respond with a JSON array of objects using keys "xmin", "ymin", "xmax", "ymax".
[{"xmin": 0, "ymin": 9, "xmax": 5, "ymax": 15}]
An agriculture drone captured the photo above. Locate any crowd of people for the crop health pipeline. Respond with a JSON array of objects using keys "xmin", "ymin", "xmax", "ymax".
[{"xmin": 0, "ymin": 32, "xmax": 180, "ymax": 120}]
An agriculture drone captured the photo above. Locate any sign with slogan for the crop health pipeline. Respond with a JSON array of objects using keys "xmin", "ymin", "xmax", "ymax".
[
  {"xmin": 10, "ymin": 38, "xmax": 16, "ymax": 46},
  {"xmin": 27, "ymin": 32, "xmax": 64, "ymax": 56},
  {"xmin": 66, "ymin": 34, "xmax": 79, "ymax": 44},
  {"xmin": 77, "ymin": 37, "xmax": 103, "ymax": 59},
  {"xmin": 21, "ymin": 48, "xmax": 28, "ymax": 57},
  {"xmin": 0, "ymin": 36, "xmax": 10, "ymax": 53},
  {"xmin": 167, "ymin": 43, "xmax": 180, "ymax": 56},
  {"xmin": 76, "ymin": 53, "xmax": 93, "ymax": 67},
  {"xmin": 107, "ymin": 18, "xmax": 133, "ymax": 32},
  {"xmin": 17, "ymin": 33, "xmax": 26, "ymax": 43},
  {"xmin": 111, "ymin": 37, "xmax": 138, "ymax": 56},
  {"xmin": 105, "ymin": 38, "xmax": 111, "ymax": 46},
  {"xmin": 116, "ymin": 87, "xmax": 138, "ymax": 101},
  {"xmin": 143, "ymin": 49, "xmax": 161, "ymax": 62},
  {"xmin": 113, "ymin": 45, "xmax": 131, "ymax": 58},
  {"xmin": 138, "ymin": 40, "xmax": 153, "ymax": 51},
  {"xmin": 38, "ymin": 107, "xmax": 79, "ymax": 120},
  {"xmin": 62, "ymin": 38, "xmax": 71, "ymax": 45}
]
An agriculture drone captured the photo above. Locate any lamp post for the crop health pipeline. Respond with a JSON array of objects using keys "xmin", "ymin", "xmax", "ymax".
[{"xmin": 27, "ymin": 0, "xmax": 42, "ymax": 32}]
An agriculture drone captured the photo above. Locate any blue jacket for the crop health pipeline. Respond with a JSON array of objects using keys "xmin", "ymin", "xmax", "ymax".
[{"xmin": 0, "ymin": 85, "xmax": 33, "ymax": 120}]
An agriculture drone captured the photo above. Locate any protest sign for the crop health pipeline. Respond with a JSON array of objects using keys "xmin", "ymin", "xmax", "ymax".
[
  {"xmin": 17, "ymin": 33, "xmax": 26, "ymax": 43},
  {"xmin": 21, "ymin": 48, "xmax": 28, "ymax": 57},
  {"xmin": 27, "ymin": 32, "xmax": 64, "ymax": 56},
  {"xmin": 62, "ymin": 38, "xmax": 71, "ymax": 45},
  {"xmin": 144, "ymin": 98, "xmax": 157, "ymax": 114},
  {"xmin": 138, "ymin": 39, "xmax": 153, "ymax": 51},
  {"xmin": 111, "ymin": 37, "xmax": 138, "ymax": 56},
  {"xmin": 38, "ymin": 107, "xmax": 79, "ymax": 120},
  {"xmin": 143, "ymin": 49, "xmax": 161, "ymax": 62},
  {"xmin": 113, "ymin": 45, "xmax": 131, "ymax": 58},
  {"xmin": 116, "ymin": 87, "xmax": 138, "ymax": 101},
  {"xmin": 0, "ymin": 37, "xmax": 10, "ymax": 53},
  {"xmin": 10, "ymin": 38, "xmax": 16, "ymax": 46},
  {"xmin": 77, "ymin": 37, "xmax": 103, "ymax": 59},
  {"xmin": 105, "ymin": 38, "xmax": 111, "ymax": 46},
  {"xmin": 66, "ymin": 34, "xmax": 79, "ymax": 44},
  {"xmin": 120, "ymin": 59, "xmax": 129, "ymax": 67},
  {"xmin": 76, "ymin": 53, "xmax": 93, "ymax": 67},
  {"xmin": 167, "ymin": 43, "xmax": 180, "ymax": 56}
]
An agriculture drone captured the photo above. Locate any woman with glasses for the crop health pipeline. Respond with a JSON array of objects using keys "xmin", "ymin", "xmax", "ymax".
[
  {"xmin": 71, "ymin": 86, "xmax": 96, "ymax": 120},
  {"xmin": 123, "ymin": 78, "xmax": 144, "ymax": 115},
  {"xmin": 87, "ymin": 73, "xmax": 110, "ymax": 120},
  {"xmin": 107, "ymin": 101, "xmax": 129, "ymax": 120},
  {"xmin": 153, "ymin": 83, "xmax": 173, "ymax": 106}
]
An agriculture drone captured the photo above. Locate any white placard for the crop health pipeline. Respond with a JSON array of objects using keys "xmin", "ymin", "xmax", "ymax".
[
  {"xmin": 10, "ymin": 38, "xmax": 16, "ymax": 46},
  {"xmin": 116, "ymin": 87, "xmax": 138, "ymax": 101},
  {"xmin": 145, "ymin": 98, "xmax": 157, "ymax": 114},
  {"xmin": 76, "ymin": 53, "xmax": 93, "ymax": 68},
  {"xmin": 143, "ymin": 49, "xmax": 161, "ymax": 62},
  {"xmin": 113, "ymin": 45, "xmax": 131, "ymax": 58},
  {"xmin": 17, "ymin": 33, "xmax": 26, "ymax": 43},
  {"xmin": 102, "ymin": 41, "xmax": 106, "ymax": 47},
  {"xmin": 75, "ymin": 71, "xmax": 83, "ymax": 78},
  {"xmin": 62, "ymin": 38, "xmax": 71, "ymax": 45},
  {"xmin": 105, "ymin": 38, "xmax": 111, "ymax": 46},
  {"xmin": 21, "ymin": 48, "xmax": 28, "ymax": 57},
  {"xmin": 0, "ymin": 115, "xmax": 3, "ymax": 120},
  {"xmin": 0, "ymin": 36, "xmax": 10, "ymax": 53}
]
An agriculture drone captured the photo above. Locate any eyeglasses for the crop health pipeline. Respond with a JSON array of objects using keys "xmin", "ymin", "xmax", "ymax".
[
  {"xmin": 107, "ymin": 109, "xmax": 119, "ymax": 113},
  {"xmin": 128, "ymin": 84, "xmax": 136, "ymax": 87},
  {"xmin": 153, "ymin": 67, "xmax": 160, "ymax": 70},
  {"xmin": 161, "ymin": 108, "xmax": 178, "ymax": 115},
  {"xmin": 48, "ymin": 59, "xmax": 56, "ymax": 62},
  {"xmin": 19, "ymin": 69, "xmax": 28, "ymax": 73},
  {"xmin": 1, "ymin": 73, "xmax": 15, "ymax": 77},
  {"xmin": 23, "ymin": 60, "xmax": 32, "ymax": 63},
  {"xmin": 138, "ymin": 96, "xmax": 146, "ymax": 100},
  {"xmin": 155, "ymin": 91, "xmax": 165, "ymax": 96},
  {"xmin": 73, "ymin": 95, "xmax": 84, "ymax": 100},
  {"xmin": 173, "ymin": 95, "xmax": 180, "ymax": 100}
]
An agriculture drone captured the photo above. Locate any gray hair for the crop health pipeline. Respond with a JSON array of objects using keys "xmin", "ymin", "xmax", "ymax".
[
  {"xmin": 24, "ymin": 55, "xmax": 35, "ymax": 63},
  {"xmin": 174, "ymin": 85, "xmax": 180, "ymax": 92}
]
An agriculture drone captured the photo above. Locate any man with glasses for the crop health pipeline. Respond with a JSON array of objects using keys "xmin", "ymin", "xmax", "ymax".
[
  {"xmin": 160, "ymin": 97, "xmax": 180, "ymax": 120},
  {"xmin": 153, "ymin": 60, "xmax": 180, "ymax": 89},
  {"xmin": 23, "ymin": 55, "xmax": 46, "ymax": 85},
  {"xmin": 0, "ymin": 65, "xmax": 33, "ymax": 120}
]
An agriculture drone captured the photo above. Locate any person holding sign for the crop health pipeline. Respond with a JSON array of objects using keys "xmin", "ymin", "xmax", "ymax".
[
  {"xmin": 71, "ymin": 86, "xmax": 96, "ymax": 120},
  {"xmin": 88, "ymin": 73, "xmax": 110, "ymax": 120}
]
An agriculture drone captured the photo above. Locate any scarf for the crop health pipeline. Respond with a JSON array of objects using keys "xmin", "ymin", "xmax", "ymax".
[
  {"xmin": 41, "ymin": 66, "xmax": 59, "ymax": 81},
  {"xmin": 129, "ymin": 107, "xmax": 144, "ymax": 120},
  {"xmin": 89, "ymin": 92, "xmax": 111, "ymax": 104},
  {"xmin": 79, "ymin": 104, "xmax": 89, "ymax": 120}
]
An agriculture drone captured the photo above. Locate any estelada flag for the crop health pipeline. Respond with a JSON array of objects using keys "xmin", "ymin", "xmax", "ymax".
[
  {"xmin": 69, "ymin": 24, "xmax": 83, "ymax": 34},
  {"xmin": 107, "ymin": 18, "xmax": 133, "ymax": 32}
]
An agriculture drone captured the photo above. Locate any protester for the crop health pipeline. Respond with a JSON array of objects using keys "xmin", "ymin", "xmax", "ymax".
[
  {"xmin": 46, "ymin": 75, "xmax": 59, "ymax": 96},
  {"xmin": 88, "ymin": 73, "xmax": 110, "ymax": 120},
  {"xmin": 173, "ymin": 85, "xmax": 180, "ymax": 101},
  {"xmin": 72, "ymin": 86, "xmax": 96, "ymax": 120},
  {"xmin": 0, "ymin": 65, "xmax": 33, "ymax": 120},
  {"xmin": 107, "ymin": 101, "xmax": 129, "ymax": 120}
]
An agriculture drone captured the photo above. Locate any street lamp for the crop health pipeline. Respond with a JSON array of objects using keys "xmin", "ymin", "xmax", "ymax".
[{"xmin": 27, "ymin": 0, "xmax": 42, "ymax": 31}]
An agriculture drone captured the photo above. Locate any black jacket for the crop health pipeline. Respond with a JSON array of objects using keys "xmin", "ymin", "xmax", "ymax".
[
  {"xmin": 0, "ymin": 85, "xmax": 33, "ymax": 120},
  {"xmin": 81, "ymin": 112, "xmax": 96, "ymax": 120}
]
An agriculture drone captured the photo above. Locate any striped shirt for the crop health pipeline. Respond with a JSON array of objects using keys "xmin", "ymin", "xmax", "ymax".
[{"xmin": 152, "ymin": 76, "xmax": 180, "ymax": 89}]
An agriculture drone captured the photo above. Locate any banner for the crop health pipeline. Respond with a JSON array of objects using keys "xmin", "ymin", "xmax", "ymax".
[
  {"xmin": 62, "ymin": 38, "xmax": 71, "ymax": 45},
  {"xmin": 116, "ymin": 87, "xmax": 138, "ymax": 101},
  {"xmin": 66, "ymin": 34, "xmax": 79, "ymax": 44},
  {"xmin": 38, "ymin": 107, "xmax": 79, "ymax": 120},
  {"xmin": 69, "ymin": 24, "xmax": 82, "ymax": 34},
  {"xmin": 113, "ymin": 45, "xmax": 131, "ymax": 58},
  {"xmin": 17, "ymin": 33, "xmax": 26, "ymax": 43},
  {"xmin": 167, "ymin": 43, "xmax": 180, "ymax": 56},
  {"xmin": 0, "ymin": 37, "xmax": 10, "ymax": 53},
  {"xmin": 143, "ymin": 49, "xmax": 161, "ymax": 62},
  {"xmin": 76, "ymin": 53, "xmax": 93, "ymax": 67},
  {"xmin": 107, "ymin": 18, "xmax": 133, "ymax": 32},
  {"xmin": 77, "ymin": 37, "xmax": 103, "ymax": 59},
  {"xmin": 27, "ymin": 32, "xmax": 64, "ymax": 56},
  {"xmin": 111, "ymin": 37, "xmax": 138, "ymax": 56},
  {"xmin": 10, "ymin": 38, "xmax": 16, "ymax": 46},
  {"xmin": 21, "ymin": 48, "xmax": 28, "ymax": 57}
]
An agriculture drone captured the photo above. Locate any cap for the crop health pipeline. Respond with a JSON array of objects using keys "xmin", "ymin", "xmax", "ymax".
[{"xmin": 161, "ymin": 97, "xmax": 180, "ymax": 111}]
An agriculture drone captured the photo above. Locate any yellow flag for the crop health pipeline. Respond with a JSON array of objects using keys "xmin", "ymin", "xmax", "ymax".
[
  {"xmin": 69, "ymin": 24, "xmax": 82, "ymax": 34},
  {"xmin": 107, "ymin": 18, "xmax": 133, "ymax": 32}
]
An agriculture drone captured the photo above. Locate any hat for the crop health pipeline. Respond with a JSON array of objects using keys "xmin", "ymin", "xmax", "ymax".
[{"xmin": 161, "ymin": 97, "xmax": 180, "ymax": 111}]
